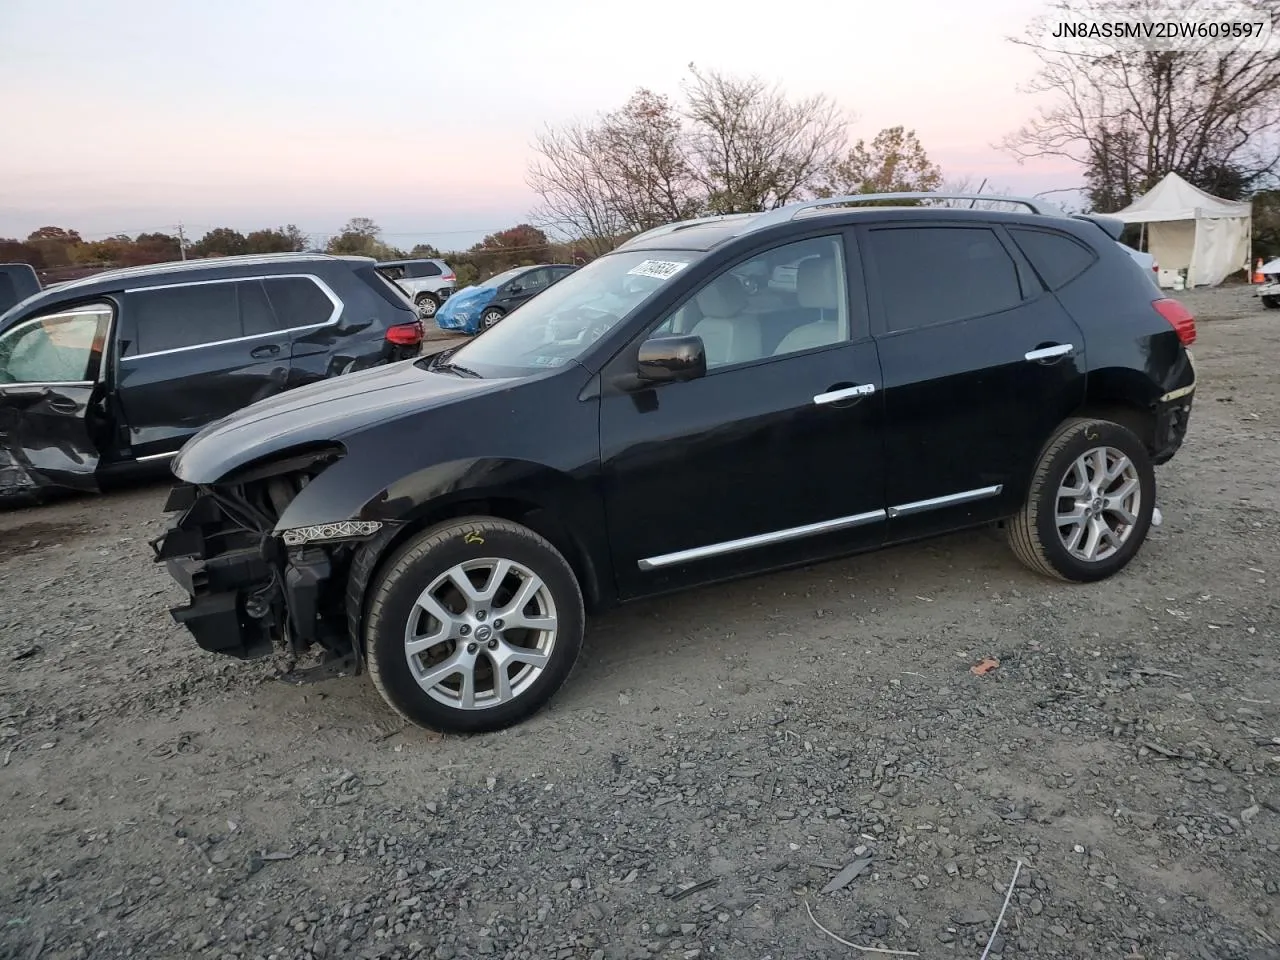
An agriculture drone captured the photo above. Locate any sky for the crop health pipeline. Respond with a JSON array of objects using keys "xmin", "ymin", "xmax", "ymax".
[{"xmin": 0, "ymin": 0, "xmax": 1080, "ymax": 252}]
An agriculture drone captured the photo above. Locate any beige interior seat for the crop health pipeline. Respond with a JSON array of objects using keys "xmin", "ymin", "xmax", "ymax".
[
  {"xmin": 772, "ymin": 257, "xmax": 843, "ymax": 355},
  {"xmin": 690, "ymin": 276, "xmax": 762, "ymax": 367}
]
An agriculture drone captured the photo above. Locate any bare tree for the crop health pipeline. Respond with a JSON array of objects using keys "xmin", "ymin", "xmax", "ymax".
[
  {"xmin": 527, "ymin": 122, "xmax": 627, "ymax": 255},
  {"xmin": 1001, "ymin": 0, "xmax": 1280, "ymax": 210},
  {"xmin": 681, "ymin": 64, "xmax": 849, "ymax": 213},
  {"xmin": 595, "ymin": 90, "xmax": 702, "ymax": 230}
]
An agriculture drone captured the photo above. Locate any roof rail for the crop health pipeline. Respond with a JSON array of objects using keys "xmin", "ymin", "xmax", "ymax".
[
  {"xmin": 615, "ymin": 213, "xmax": 757, "ymax": 250},
  {"xmin": 748, "ymin": 192, "xmax": 1068, "ymax": 230}
]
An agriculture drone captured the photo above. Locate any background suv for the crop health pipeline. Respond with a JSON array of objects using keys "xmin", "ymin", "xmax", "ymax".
[
  {"xmin": 434, "ymin": 263, "xmax": 577, "ymax": 334},
  {"xmin": 375, "ymin": 258, "xmax": 456, "ymax": 319},
  {"xmin": 157, "ymin": 193, "xmax": 1196, "ymax": 735},
  {"xmin": 0, "ymin": 253, "xmax": 423, "ymax": 500}
]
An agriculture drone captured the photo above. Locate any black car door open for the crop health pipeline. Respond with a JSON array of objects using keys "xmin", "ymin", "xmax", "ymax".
[
  {"xmin": 0, "ymin": 302, "xmax": 113, "ymax": 493},
  {"xmin": 114, "ymin": 278, "xmax": 294, "ymax": 461},
  {"xmin": 861, "ymin": 222, "xmax": 1087, "ymax": 540},
  {"xmin": 599, "ymin": 231, "xmax": 887, "ymax": 600}
]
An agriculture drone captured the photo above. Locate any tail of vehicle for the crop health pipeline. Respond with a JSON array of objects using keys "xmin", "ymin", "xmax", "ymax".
[
  {"xmin": 0, "ymin": 263, "xmax": 41, "ymax": 315},
  {"xmin": 354, "ymin": 264, "xmax": 425, "ymax": 357}
]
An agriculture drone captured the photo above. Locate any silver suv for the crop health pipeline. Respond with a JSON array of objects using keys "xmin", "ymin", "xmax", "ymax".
[{"xmin": 375, "ymin": 259, "xmax": 456, "ymax": 319}]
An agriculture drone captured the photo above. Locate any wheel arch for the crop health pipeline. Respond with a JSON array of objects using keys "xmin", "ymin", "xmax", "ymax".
[
  {"xmin": 1075, "ymin": 366, "xmax": 1161, "ymax": 451},
  {"xmin": 344, "ymin": 472, "xmax": 610, "ymax": 655}
]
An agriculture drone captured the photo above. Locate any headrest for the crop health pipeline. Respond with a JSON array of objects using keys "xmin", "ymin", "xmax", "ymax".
[
  {"xmin": 695, "ymin": 275, "xmax": 747, "ymax": 318},
  {"xmin": 797, "ymin": 257, "xmax": 838, "ymax": 310}
]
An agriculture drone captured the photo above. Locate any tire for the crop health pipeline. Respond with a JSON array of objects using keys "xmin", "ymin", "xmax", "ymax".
[
  {"xmin": 1007, "ymin": 417, "xmax": 1156, "ymax": 583},
  {"xmin": 415, "ymin": 294, "xmax": 440, "ymax": 319},
  {"xmin": 365, "ymin": 516, "xmax": 585, "ymax": 733},
  {"xmin": 480, "ymin": 308, "xmax": 504, "ymax": 329},
  {"xmin": 1262, "ymin": 295, "xmax": 1278, "ymax": 309}
]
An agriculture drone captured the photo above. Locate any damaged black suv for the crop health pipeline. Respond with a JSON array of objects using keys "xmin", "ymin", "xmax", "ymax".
[{"xmin": 155, "ymin": 193, "xmax": 1197, "ymax": 734}]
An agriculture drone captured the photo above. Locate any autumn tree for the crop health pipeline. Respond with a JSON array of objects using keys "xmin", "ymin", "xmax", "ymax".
[
  {"xmin": 409, "ymin": 243, "xmax": 442, "ymax": 259},
  {"xmin": 596, "ymin": 89, "xmax": 701, "ymax": 229},
  {"xmin": 473, "ymin": 224, "xmax": 550, "ymax": 267},
  {"xmin": 0, "ymin": 239, "xmax": 44, "ymax": 268},
  {"xmin": 822, "ymin": 126, "xmax": 943, "ymax": 197},
  {"xmin": 191, "ymin": 228, "xmax": 249, "ymax": 258},
  {"xmin": 244, "ymin": 225, "xmax": 308, "ymax": 254},
  {"xmin": 25, "ymin": 227, "xmax": 83, "ymax": 267},
  {"xmin": 326, "ymin": 218, "xmax": 403, "ymax": 258},
  {"xmin": 1002, "ymin": 0, "xmax": 1280, "ymax": 210}
]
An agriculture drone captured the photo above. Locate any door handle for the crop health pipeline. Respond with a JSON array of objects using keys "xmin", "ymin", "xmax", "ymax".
[
  {"xmin": 250, "ymin": 343, "xmax": 282, "ymax": 359},
  {"xmin": 47, "ymin": 396, "xmax": 80, "ymax": 414},
  {"xmin": 814, "ymin": 383, "xmax": 876, "ymax": 405},
  {"xmin": 1025, "ymin": 343, "xmax": 1074, "ymax": 362}
]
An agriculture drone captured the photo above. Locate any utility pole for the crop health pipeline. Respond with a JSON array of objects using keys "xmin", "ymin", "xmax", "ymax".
[{"xmin": 176, "ymin": 223, "xmax": 187, "ymax": 260}]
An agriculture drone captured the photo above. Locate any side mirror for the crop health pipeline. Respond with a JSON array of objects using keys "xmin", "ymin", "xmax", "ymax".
[
  {"xmin": 508, "ymin": 284, "xmax": 523, "ymax": 294},
  {"xmin": 637, "ymin": 335, "xmax": 706, "ymax": 383}
]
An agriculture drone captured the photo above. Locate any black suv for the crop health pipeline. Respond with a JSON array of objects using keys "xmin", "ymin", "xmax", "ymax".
[
  {"xmin": 0, "ymin": 253, "xmax": 423, "ymax": 500},
  {"xmin": 156, "ymin": 193, "xmax": 1197, "ymax": 734}
]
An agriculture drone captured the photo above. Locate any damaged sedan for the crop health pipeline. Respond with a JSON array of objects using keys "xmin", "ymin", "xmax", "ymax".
[{"xmin": 156, "ymin": 192, "xmax": 1197, "ymax": 734}]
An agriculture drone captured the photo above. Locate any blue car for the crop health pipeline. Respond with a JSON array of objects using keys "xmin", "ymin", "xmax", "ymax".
[{"xmin": 435, "ymin": 263, "xmax": 577, "ymax": 334}]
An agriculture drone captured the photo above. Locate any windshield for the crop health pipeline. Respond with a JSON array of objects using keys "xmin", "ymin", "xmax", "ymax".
[
  {"xmin": 444, "ymin": 250, "xmax": 698, "ymax": 378},
  {"xmin": 473, "ymin": 267, "xmax": 526, "ymax": 290}
]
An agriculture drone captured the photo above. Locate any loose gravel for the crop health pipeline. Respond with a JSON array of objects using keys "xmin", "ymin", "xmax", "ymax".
[{"xmin": 1, "ymin": 286, "xmax": 1277, "ymax": 960}]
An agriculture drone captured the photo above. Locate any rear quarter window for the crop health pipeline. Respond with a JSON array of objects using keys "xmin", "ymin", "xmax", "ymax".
[
  {"xmin": 1008, "ymin": 227, "xmax": 1098, "ymax": 291},
  {"xmin": 262, "ymin": 277, "xmax": 337, "ymax": 330}
]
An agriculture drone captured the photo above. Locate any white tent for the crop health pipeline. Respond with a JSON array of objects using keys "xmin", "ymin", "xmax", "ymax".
[{"xmin": 1110, "ymin": 172, "xmax": 1252, "ymax": 288}]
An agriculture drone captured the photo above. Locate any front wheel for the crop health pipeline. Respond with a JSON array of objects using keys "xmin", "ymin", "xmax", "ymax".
[
  {"xmin": 480, "ymin": 308, "xmax": 505, "ymax": 330},
  {"xmin": 416, "ymin": 294, "xmax": 440, "ymax": 319},
  {"xmin": 1262, "ymin": 295, "xmax": 1278, "ymax": 309},
  {"xmin": 1007, "ymin": 418, "xmax": 1156, "ymax": 582},
  {"xmin": 365, "ymin": 517, "xmax": 585, "ymax": 733}
]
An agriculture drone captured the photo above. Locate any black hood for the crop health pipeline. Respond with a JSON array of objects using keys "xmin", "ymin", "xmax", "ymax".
[{"xmin": 172, "ymin": 358, "xmax": 515, "ymax": 483}]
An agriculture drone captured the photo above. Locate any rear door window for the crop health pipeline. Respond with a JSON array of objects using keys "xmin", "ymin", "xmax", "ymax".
[
  {"xmin": 1008, "ymin": 227, "xmax": 1097, "ymax": 290},
  {"xmin": 238, "ymin": 279, "xmax": 282, "ymax": 336},
  {"xmin": 408, "ymin": 262, "xmax": 441, "ymax": 279},
  {"xmin": 262, "ymin": 277, "xmax": 338, "ymax": 330},
  {"xmin": 126, "ymin": 283, "xmax": 241, "ymax": 355},
  {"xmin": 867, "ymin": 226, "xmax": 1023, "ymax": 332}
]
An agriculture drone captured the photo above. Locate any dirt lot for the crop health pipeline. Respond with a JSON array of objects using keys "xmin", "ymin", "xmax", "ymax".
[{"xmin": 1, "ymin": 286, "xmax": 1278, "ymax": 960}]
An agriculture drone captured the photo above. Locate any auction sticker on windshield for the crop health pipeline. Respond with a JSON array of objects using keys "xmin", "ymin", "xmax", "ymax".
[{"xmin": 627, "ymin": 259, "xmax": 690, "ymax": 281}]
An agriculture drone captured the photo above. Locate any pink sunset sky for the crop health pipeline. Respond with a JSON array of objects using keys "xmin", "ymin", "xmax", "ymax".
[{"xmin": 0, "ymin": 0, "xmax": 1080, "ymax": 251}]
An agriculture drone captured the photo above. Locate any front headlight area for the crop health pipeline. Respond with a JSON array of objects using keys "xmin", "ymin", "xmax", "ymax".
[{"xmin": 157, "ymin": 443, "xmax": 390, "ymax": 670}]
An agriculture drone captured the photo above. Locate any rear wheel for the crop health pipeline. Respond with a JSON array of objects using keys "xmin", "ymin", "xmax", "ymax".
[
  {"xmin": 416, "ymin": 294, "xmax": 440, "ymax": 319},
  {"xmin": 1007, "ymin": 418, "xmax": 1155, "ymax": 582},
  {"xmin": 1262, "ymin": 295, "xmax": 1278, "ymax": 309},
  {"xmin": 481, "ymin": 308, "xmax": 505, "ymax": 329},
  {"xmin": 365, "ymin": 517, "xmax": 584, "ymax": 733}
]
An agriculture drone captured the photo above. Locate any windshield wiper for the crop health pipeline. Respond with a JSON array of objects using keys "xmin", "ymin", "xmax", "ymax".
[{"xmin": 431, "ymin": 357, "xmax": 483, "ymax": 378}]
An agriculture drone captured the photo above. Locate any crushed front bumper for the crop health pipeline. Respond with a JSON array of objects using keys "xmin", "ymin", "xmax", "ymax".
[{"xmin": 153, "ymin": 483, "xmax": 356, "ymax": 665}]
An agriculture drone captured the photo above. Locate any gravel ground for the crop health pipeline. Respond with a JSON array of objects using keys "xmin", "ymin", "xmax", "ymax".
[{"xmin": 1, "ymin": 285, "xmax": 1278, "ymax": 960}]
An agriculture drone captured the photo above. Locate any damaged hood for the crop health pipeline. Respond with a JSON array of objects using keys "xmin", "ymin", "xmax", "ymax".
[{"xmin": 172, "ymin": 357, "xmax": 515, "ymax": 483}]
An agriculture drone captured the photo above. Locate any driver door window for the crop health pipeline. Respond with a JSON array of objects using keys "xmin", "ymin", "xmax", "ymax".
[
  {"xmin": 515, "ymin": 268, "xmax": 550, "ymax": 293},
  {"xmin": 0, "ymin": 305, "xmax": 112, "ymax": 384},
  {"xmin": 651, "ymin": 235, "xmax": 849, "ymax": 369}
]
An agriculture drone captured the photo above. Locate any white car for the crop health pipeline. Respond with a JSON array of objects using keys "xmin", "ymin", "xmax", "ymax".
[{"xmin": 1254, "ymin": 258, "xmax": 1280, "ymax": 309}]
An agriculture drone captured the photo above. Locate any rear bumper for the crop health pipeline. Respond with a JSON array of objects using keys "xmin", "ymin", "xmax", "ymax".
[{"xmin": 1152, "ymin": 349, "xmax": 1195, "ymax": 465}]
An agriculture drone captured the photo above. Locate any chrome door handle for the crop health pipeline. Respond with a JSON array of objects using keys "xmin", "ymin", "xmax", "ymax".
[
  {"xmin": 814, "ymin": 383, "xmax": 876, "ymax": 405},
  {"xmin": 1025, "ymin": 344, "xmax": 1074, "ymax": 362}
]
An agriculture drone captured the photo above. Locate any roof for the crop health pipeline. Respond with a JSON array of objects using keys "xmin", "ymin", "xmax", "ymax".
[
  {"xmin": 0, "ymin": 253, "xmax": 371, "ymax": 325},
  {"xmin": 1110, "ymin": 172, "xmax": 1252, "ymax": 224},
  {"xmin": 614, "ymin": 199, "xmax": 1087, "ymax": 253},
  {"xmin": 376, "ymin": 257, "xmax": 449, "ymax": 267}
]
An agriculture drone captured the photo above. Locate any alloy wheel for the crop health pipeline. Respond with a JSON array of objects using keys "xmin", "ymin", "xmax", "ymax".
[
  {"xmin": 1055, "ymin": 445, "xmax": 1142, "ymax": 563},
  {"xmin": 403, "ymin": 559, "xmax": 558, "ymax": 710},
  {"xmin": 418, "ymin": 297, "xmax": 438, "ymax": 318}
]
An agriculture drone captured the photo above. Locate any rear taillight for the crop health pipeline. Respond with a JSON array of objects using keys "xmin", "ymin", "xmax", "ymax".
[
  {"xmin": 442, "ymin": 272, "xmax": 456, "ymax": 282},
  {"xmin": 1153, "ymin": 298, "xmax": 1195, "ymax": 346},
  {"xmin": 386, "ymin": 320, "xmax": 424, "ymax": 347}
]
